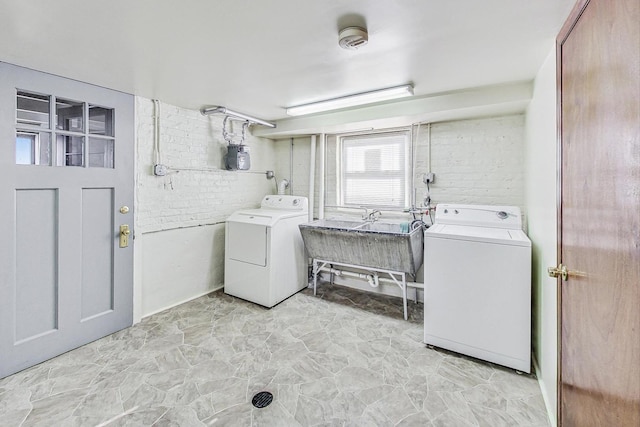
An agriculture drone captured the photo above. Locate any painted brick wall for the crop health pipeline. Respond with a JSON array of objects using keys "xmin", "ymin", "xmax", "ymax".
[
  {"xmin": 415, "ymin": 115, "xmax": 525, "ymax": 210},
  {"xmin": 274, "ymin": 137, "xmax": 313, "ymax": 200},
  {"xmin": 134, "ymin": 97, "xmax": 278, "ymax": 317},
  {"xmin": 135, "ymin": 98, "xmax": 277, "ymax": 233},
  {"xmin": 318, "ymin": 114, "xmax": 525, "ymax": 220}
]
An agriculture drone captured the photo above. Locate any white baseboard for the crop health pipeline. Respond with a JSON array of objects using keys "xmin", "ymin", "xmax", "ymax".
[
  {"xmin": 141, "ymin": 284, "xmax": 224, "ymax": 320},
  {"xmin": 533, "ymin": 356, "xmax": 557, "ymax": 427}
]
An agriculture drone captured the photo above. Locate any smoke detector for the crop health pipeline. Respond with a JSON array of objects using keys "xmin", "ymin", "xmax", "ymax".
[{"xmin": 339, "ymin": 27, "xmax": 368, "ymax": 50}]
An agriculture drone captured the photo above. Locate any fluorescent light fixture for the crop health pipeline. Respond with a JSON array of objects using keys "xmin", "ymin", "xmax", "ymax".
[{"xmin": 286, "ymin": 84, "xmax": 414, "ymax": 116}]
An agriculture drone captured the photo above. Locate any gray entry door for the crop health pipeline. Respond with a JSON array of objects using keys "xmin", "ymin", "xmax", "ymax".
[{"xmin": 0, "ymin": 63, "xmax": 134, "ymax": 378}]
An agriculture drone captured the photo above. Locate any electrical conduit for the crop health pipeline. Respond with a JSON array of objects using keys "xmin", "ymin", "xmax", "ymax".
[
  {"xmin": 318, "ymin": 133, "xmax": 325, "ymax": 220},
  {"xmin": 153, "ymin": 99, "xmax": 161, "ymax": 164},
  {"xmin": 308, "ymin": 135, "xmax": 316, "ymax": 222}
]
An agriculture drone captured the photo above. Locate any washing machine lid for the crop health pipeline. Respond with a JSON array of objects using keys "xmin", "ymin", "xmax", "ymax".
[
  {"xmin": 227, "ymin": 208, "xmax": 307, "ymax": 227},
  {"xmin": 425, "ymin": 223, "xmax": 531, "ymax": 247}
]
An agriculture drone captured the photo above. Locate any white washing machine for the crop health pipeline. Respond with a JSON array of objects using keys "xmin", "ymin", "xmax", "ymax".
[
  {"xmin": 423, "ymin": 204, "xmax": 532, "ymax": 372},
  {"xmin": 225, "ymin": 195, "xmax": 308, "ymax": 308}
]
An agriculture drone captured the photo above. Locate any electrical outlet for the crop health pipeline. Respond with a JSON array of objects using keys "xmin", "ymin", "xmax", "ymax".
[
  {"xmin": 154, "ymin": 164, "xmax": 168, "ymax": 176},
  {"xmin": 423, "ymin": 173, "xmax": 435, "ymax": 184}
]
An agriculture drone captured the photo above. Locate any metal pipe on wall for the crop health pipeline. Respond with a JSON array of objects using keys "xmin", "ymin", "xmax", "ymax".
[
  {"xmin": 308, "ymin": 135, "xmax": 316, "ymax": 222},
  {"xmin": 200, "ymin": 106, "xmax": 276, "ymax": 128},
  {"xmin": 153, "ymin": 99, "xmax": 161, "ymax": 164},
  {"xmin": 318, "ymin": 133, "xmax": 325, "ymax": 219},
  {"xmin": 290, "ymin": 138, "xmax": 294, "ymax": 195}
]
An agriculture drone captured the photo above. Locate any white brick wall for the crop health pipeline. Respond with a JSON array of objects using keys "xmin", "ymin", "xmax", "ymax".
[
  {"xmin": 273, "ymin": 140, "xmax": 290, "ymax": 194},
  {"xmin": 273, "ymin": 136, "xmax": 316, "ymax": 221},
  {"xmin": 324, "ymin": 134, "xmax": 339, "ymax": 211},
  {"xmin": 415, "ymin": 115, "xmax": 525, "ymax": 210},
  {"xmin": 134, "ymin": 97, "xmax": 279, "ymax": 318},
  {"xmin": 318, "ymin": 114, "xmax": 525, "ymax": 220},
  {"xmin": 135, "ymin": 97, "xmax": 277, "ymax": 234},
  {"xmin": 273, "ymin": 137, "xmax": 313, "ymax": 198}
]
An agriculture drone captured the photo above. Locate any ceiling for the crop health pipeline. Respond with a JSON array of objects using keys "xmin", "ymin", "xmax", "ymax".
[{"xmin": 0, "ymin": 0, "xmax": 574, "ymax": 126}]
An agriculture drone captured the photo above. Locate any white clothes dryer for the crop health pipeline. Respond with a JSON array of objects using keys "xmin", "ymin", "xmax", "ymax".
[
  {"xmin": 423, "ymin": 204, "xmax": 532, "ymax": 372},
  {"xmin": 225, "ymin": 195, "xmax": 308, "ymax": 308}
]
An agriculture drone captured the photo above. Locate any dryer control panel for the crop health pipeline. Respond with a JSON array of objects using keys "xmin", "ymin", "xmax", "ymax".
[{"xmin": 261, "ymin": 195, "xmax": 309, "ymax": 211}]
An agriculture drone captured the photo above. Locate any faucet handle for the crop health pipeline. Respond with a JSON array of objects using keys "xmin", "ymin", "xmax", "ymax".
[{"xmin": 360, "ymin": 206, "xmax": 369, "ymax": 220}]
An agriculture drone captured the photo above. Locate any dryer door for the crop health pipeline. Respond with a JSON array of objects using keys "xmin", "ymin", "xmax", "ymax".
[{"xmin": 227, "ymin": 221, "xmax": 268, "ymax": 267}]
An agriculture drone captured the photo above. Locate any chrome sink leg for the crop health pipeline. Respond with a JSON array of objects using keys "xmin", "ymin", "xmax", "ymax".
[
  {"xmin": 313, "ymin": 259, "xmax": 318, "ymax": 296},
  {"xmin": 402, "ymin": 273, "xmax": 408, "ymax": 320}
]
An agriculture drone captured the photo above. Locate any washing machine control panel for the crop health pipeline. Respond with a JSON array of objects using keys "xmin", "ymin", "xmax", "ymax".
[
  {"xmin": 435, "ymin": 203, "xmax": 522, "ymax": 229},
  {"xmin": 261, "ymin": 195, "xmax": 309, "ymax": 211}
]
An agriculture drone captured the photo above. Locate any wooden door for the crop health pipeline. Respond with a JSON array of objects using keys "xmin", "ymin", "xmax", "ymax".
[
  {"xmin": 557, "ymin": 0, "xmax": 640, "ymax": 425},
  {"xmin": 0, "ymin": 63, "xmax": 135, "ymax": 378}
]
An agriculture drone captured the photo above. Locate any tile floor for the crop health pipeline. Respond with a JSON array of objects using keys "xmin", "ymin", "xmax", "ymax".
[{"xmin": 0, "ymin": 285, "xmax": 550, "ymax": 426}]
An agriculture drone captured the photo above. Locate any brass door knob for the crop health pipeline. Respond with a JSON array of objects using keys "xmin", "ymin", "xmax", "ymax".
[
  {"xmin": 119, "ymin": 224, "xmax": 131, "ymax": 248},
  {"xmin": 548, "ymin": 264, "xmax": 587, "ymax": 281}
]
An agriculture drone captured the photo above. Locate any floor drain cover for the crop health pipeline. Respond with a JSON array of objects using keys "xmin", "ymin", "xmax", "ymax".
[{"xmin": 252, "ymin": 391, "xmax": 273, "ymax": 408}]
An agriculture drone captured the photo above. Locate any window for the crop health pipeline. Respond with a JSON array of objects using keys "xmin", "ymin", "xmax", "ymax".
[
  {"xmin": 15, "ymin": 132, "xmax": 51, "ymax": 165},
  {"xmin": 338, "ymin": 130, "xmax": 410, "ymax": 208},
  {"xmin": 15, "ymin": 90, "xmax": 115, "ymax": 168}
]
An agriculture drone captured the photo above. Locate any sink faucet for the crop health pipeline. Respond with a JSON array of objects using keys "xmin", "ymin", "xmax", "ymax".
[
  {"xmin": 360, "ymin": 207, "xmax": 382, "ymax": 222},
  {"xmin": 368, "ymin": 209, "xmax": 382, "ymax": 222}
]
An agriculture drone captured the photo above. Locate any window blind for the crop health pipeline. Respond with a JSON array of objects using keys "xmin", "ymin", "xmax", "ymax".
[{"xmin": 340, "ymin": 131, "xmax": 409, "ymax": 208}]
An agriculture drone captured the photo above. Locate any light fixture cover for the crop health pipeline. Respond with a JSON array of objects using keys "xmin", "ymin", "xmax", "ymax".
[{"xmin": 286, "ymin": 84, "xmax": 414, "ymax": 116}]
